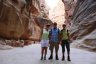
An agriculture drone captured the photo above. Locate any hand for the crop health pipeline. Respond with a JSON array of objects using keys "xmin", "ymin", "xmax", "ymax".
[
  {"xmin": 58, "ymin": 40, "xmax": 61, "ymax": 44},
  {"xmin": 38, "ymin": 39, "xmax": 41, "ymax": 42},
  {"xmin": 68, "ymin": 39, "xmax": 72, "ymax": 43}
]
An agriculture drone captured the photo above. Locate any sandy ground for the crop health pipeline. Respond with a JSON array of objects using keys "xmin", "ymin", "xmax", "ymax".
[{"xmin": 0, "ymin": 44, "xmax": 96, "ymax": 64}]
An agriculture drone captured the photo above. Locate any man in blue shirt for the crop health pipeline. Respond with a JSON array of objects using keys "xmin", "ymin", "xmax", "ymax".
[{"xmin": 49, "ymin": 22, "xmax": 60, "ymax": 60}]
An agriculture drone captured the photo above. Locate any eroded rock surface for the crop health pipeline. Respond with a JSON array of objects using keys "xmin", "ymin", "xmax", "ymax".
[
  {"xmin": 70, "ymin": 0, "xmax": 96, "ymax": 50},
  {"xmin": 0, "ymin": 0, "xmax": 51, "ymax": 41}
]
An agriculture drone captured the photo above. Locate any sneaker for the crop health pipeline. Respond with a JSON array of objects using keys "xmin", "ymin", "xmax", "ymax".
[
  {"xmin": 48, "ymin": 55, "xmax": 53, "ymax": 60},
  {"xmin": 67, "ymin": 56, "xmax": 71, "ymax": 61},
  {"xmin": 44, "ymin": 56, "xmax": 46, "ymax": 60},
  {"xmin": 62, "ymin": 56, "xmax": 65, "ymax": 61},
  {"xmin": 56, "ymin": 55, "xmax": 59, "ymax": 60},
  {"xmin": 40, "ymin": 56, "xmax": 43, "ymax": 60}
]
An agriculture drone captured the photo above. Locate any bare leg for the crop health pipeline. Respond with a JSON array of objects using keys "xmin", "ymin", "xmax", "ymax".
[
  {"xmin": 41, "ymin": 47, "xmax": 44, "ymax": 60},
  {"xmin": 49, "ymin": 43, "xmax": 54, "ymax": 60},
  {"xmin": 44, "ymin": 47, "xmax": 47, "ymax": 60}
]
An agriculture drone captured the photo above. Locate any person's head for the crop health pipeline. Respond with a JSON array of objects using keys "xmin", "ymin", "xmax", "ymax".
[
  {"xmin": 45, "ymin": 24, "xmax": 50, "ymax": 31},
  {"xmin": 62, "ymin": 24, "xmax": 66, "ymax": 29},
  {"xmin": 53, "ymin": 22, "xmax": 57, "ymax": 28}
]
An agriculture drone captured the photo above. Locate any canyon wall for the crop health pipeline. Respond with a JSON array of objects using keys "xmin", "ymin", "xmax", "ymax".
[
  {"xmin": 70, "ymin": 0, "xmax": 96, "ymax": 50},
  {"xmin": 0, "ymin": 0, "xmax": 50, "ymax": 41},
  {"xmin": 62, "ymin": 0, "xmax": 77, "ymax": 29}
]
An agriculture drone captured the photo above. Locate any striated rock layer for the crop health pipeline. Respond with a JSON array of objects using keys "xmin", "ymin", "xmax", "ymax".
[
  {"xmin": 0, "ymin": 0, "xmax": 51, "ymax": 41},
  {"xmin": 62, "ymin": 0, "xmax": 77, "ymax": 29},
  {"xmin": 70, "ymin": 0, "xmax": 96, "ymax": 50}
]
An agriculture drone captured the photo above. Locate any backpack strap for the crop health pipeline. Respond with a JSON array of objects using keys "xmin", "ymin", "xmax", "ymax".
[
  {"xmin": 50, "ymin": 28, "xmax": 59, "ymax": 34},
  {"xmin": 49, "ymin": 28, "xmax": 52, "ymax": 35},
  {"xmin": 67, "ymin": 29, "xmax": 69, "ymax": 35},
  {"xmin": 67, "ymin": 29, "xmax": 70, "ymax": 39},
  {"xmin": 60, "ymin": 29, "xmax": 63, "ymax": 35},
  {"xmin": 57, "ymin": 28, "xmax": 60, "ymax": 34}
]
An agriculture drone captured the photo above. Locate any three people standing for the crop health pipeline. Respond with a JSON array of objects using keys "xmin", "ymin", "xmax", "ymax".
[{"xmin": 40, "ymin": 22, "xmax": 71, "ymax": 61}]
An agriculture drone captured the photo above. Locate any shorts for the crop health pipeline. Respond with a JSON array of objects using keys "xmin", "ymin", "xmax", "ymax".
[
  {"xmin": 49, "ymin": 41, "xmax": 59, "ymax": 52},
  {"xmin": 41, "ymin": 40, "xmax": 49, "ymax": 47}
]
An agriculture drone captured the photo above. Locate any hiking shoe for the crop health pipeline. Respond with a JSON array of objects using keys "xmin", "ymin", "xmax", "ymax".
[
  {"xmin": 48, "ymin": 55, "xmax": 53, "ymax": 60},
  {"xmin": 67, "ymin": 56, "xmax": 71, "ymax": 61},
  {"xmin": 62, "ymin": 56, "xmax": 65, "ymax": 61},
  {"xmin": 44, "ymin": 56, "xmax": 46, "ymax": 60},
  {"xmin": 56, "ymin": 55, "xmax": 59, "ymax": 60},
  {"xmin": 40, "ymin": 56, "xmax": 43, "ymax": 60}
]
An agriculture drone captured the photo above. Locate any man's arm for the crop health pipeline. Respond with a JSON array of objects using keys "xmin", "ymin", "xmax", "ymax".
[
  {"xmin": 67, "ymin": 30, "xmax": 71, "ymax": 43},
  {"xmin": 48, "ymin": 29, "xmax": 52, "ymax": 44},
  {"xmin": 67, "ymin": 30, "xmax": 70, "ymax": 39},
  {"xmin": 58, "ymin": 29, "xmax": 61, "ymax": 44},
  {"xmin": 48, "ymin": 32, "xmax": 51, "ymax": 40}
]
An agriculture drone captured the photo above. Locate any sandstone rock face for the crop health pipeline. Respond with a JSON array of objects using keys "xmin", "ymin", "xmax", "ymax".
[
  {"xmin": 0, "ymin": 0, "xmax": 28, "ymax": 39},
  {"xmin": 70, "ymin": 0, "xmax": 96, "ymax": 50},
  {"xmin": 62, "ymin": 0, "xmax": 77, "ymax": 29},
  {"xmin": 0, "ymin": 0, "xmax": 48, "ymax": 41}
]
